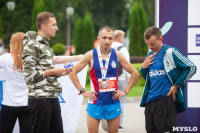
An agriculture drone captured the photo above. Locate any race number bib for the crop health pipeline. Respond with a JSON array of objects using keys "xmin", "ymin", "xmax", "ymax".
[{"xmin": 98, "ymin": 77, "xmax": 117, "ymax": 92}]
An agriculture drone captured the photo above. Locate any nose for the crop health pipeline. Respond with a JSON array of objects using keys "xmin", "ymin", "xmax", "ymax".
[
  {"xmin": 105, "ymin": 38, "xmax": 109, "ymax": 43},
  {"xmin": 56, "ymin": 26, "xmax": 59, "ymax": 31}
]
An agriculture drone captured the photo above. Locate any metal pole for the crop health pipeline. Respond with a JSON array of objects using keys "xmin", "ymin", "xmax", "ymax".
[{"xmin": 9, "ymin": 11, "xmax": 12, "ymax": 40}]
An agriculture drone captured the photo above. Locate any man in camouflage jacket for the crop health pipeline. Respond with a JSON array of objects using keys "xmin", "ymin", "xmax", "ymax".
[{"xmin": 22, "ymin": 12, "xmax": 72, "ymax": 133}]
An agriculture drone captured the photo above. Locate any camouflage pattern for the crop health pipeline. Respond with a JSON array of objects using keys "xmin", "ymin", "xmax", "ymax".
[{"xmin": 22, "ymin": 31, "xmax": 61, "ymax": 98}]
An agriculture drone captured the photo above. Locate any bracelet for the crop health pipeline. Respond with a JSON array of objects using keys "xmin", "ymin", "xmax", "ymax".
[{"xmin": 123, "ymin": 90, "xmax": 128, "ymax": 96}]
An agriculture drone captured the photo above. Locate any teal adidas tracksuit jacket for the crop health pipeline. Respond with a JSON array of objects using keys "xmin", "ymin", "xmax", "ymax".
[{"xmin": 140, "ymin": 44, "xmax": 197, "ymax": 113}]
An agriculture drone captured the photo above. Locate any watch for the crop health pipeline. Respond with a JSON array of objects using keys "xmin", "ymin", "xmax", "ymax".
[{"xmin": 79, "ymin": 88, "xmax": 85, "ymax": 94}]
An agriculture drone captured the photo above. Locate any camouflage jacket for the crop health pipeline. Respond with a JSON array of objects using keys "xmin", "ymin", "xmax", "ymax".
[{"xmin": 22, "ymin": 31, "xmax": 61, "ymax": 98}]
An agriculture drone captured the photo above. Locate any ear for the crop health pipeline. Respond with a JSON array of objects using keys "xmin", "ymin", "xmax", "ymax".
[
  {"xmin": 41, "ymin": 24, "xmax": 47, "ymax": 31},
  {"xmin": 160, "ymin": 36, "xmax": 163, "ymax": 41},
  {"xmin": 97, "ymin": 36, "xmax": 100, "ymax": 42}
]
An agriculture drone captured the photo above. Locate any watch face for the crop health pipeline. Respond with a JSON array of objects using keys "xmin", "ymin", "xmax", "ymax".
[{"xmin": 80, "ymin": 88, "xmax": 85, "ymax": 93}]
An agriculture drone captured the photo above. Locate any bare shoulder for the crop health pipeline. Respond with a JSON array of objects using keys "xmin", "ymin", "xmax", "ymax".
[
  {"xmin": 82, "ymin": 50, "xmax": 93, "ymax": 61},
  {"xmin": 115, "ymin": 50, "xmax": 124, "ymax": 61}
]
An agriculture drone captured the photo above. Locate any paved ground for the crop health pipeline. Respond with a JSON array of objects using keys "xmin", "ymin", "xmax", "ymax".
[{"xmin": 76, "ymin": 97, "xmax": 146, "ymax": 133}]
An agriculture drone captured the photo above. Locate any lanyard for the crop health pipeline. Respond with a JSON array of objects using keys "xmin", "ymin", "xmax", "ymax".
[{"xmin": 97, "ymin": 46, "xmax": 111, "ymax": 80}]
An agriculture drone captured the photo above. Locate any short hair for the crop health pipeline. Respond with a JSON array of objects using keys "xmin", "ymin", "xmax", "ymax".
[
  {"xmin": 144, "ymin": 26, "xmax": 162, "ymax": 40},
  {"xmin": 98, "ymin": 26, "xmax": 114, "ymax": 36},
  {"xmin": 36, "ymin": 12, "xmax": 55, "ymax": 30},
  {"xmin": 114, "ymin": 30, "xmax": 125, "ymax": 40}
]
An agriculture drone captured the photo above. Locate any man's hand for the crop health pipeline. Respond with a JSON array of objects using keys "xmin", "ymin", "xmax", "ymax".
[
  {"xmin": 54, "ymin": 67, "xmax": 73, "ymax": 77},
  {"xmin": 141, "ymin": 54, "xmax": 155, "ymax": 69},
  {"xmin": 112, "ymin": 91, "xmax": 127, "ymax": 100},
  {"xmin": 167, "ymin": 85, "xmax": 178, "ymax": 101},
  {"xmin": 82, "ymin": 91, "xmax": 98, "ymax": 101}
]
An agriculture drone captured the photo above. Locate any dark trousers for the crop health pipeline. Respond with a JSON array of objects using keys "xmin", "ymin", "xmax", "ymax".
[
  {"xmin": 0, "ymin": 105, "xmax": 32, "ymax": 133},
  {"xmin": 145, "ymin": 95, "xmax": 177, "ymax": 133},
  {"xmin": 28, "ymin": 98, "xmax": 63, "ymax": 133}
]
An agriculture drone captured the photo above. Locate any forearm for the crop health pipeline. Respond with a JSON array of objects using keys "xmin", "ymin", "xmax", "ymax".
[
  {"xmin": 44, "ymin": 69, "xmax": 58, "ymax": 78},
  {"xmin": 69, "ymin": 71, "xmax": 83, "ymax": 91},
  {"xmin": 54, "ymin": 55, "xmax": 82, "ymax": 64}
]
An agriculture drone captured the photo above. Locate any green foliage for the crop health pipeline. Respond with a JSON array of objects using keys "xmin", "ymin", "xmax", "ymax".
[
  {"xmin": 133, "ymin": 63, "xmax": 145, "ymax": 86},
  {"xmin": 0, "ymin": 14, "xmax": 3, "ymax": 38},
  {"xmin": 71, "ymin": 0, "xmax": 129, "ymax": 34},
  {"xmin": 142, "ymin": 0, "xmax": 155, "ymax": 27},
  {"xmin": 0, "ymin": 0, "xmax": 154, "ymax": 51},
  {"xmin": 0, "ymin": 0, "xmax": 34, "ymax": 46},
  {"xmin": 52, "ymin": 43, "xmax": 66, "ymax": 55},
  {"xmin": 73, "ymin": 18, "xmax": 84, "ymax": 55},
  {"xmin": 82, "ymin": 12, "xmax": 95, "ymax": 52},
  {"xmin": 128, "ymin": 1, "xmax": 148, "ymax": 56},
  {"xmin": 73, "ymin": 13, "xmax": 95, "ymax": 55},
  {"xmin": 31, "ymin": 0, "xmax": 46, "ymax": 31}
]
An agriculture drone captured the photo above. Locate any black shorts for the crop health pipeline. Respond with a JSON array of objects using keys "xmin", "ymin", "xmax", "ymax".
[{"xmin": 145, "ymin": 95, "xmax": 177, "ymax": 133}]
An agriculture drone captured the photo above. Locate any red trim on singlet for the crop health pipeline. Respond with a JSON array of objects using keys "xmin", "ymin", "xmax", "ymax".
[{"xmin": 89, "ymin": 67, "xmax": 98, "ymax": 104}]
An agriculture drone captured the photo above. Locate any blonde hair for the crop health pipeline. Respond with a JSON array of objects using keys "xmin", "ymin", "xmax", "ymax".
[
  {"xmin": 114, "ymin": 30, "xmax": 125, "ymax": 40},
  {"xmin": 10, "ymin": 32, "xmax": 25, "ymax": 72}
]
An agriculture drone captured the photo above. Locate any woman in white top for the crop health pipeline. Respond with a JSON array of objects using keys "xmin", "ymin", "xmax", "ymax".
[{"xmin": 0, "ymin": 32, "xmax": 32, "ymax": 133}]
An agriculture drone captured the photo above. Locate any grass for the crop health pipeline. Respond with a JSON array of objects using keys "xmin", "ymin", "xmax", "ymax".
[{"xmin": 85, "ymin": 84, "xmax": 144, "ymax": 97}]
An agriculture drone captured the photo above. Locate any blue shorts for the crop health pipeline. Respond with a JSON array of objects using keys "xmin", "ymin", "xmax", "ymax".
[{"xmin": 86, "ymin": 102, "xmax": 121, "ymax": 120}]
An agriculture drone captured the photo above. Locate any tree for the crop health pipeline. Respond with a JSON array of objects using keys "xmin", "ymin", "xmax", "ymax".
[
  {"xmin": 73, "ymin": 13, "xmax": 95, "ymax": 55},
  {"xmin": 0, "ymin": 0, "xmax": 34, "ymax": 47},
  {"xmin": 142, "ymin": 0, "xmax": 155, "ymax": 27},
  {"xmin": 128, "ymin": 1, "xmax": 148, "ymax": 56},
  {"xmin": 0, "ymin": 14, "xmax": 3, "ymax": 38},
  {"xmin": 31, "ymin": 0, "xmax": 46, "ymax": 31},
  {"xmin": 73, "ymin": 18, "xmax": 84, "ymax": 55},
  {"xmin": 52, "ymin": 43, "xmax": 66, "ymax": 55},
  {"xmin": 82, "ymin": 12, "xmax": 95, "ymax": 53}
]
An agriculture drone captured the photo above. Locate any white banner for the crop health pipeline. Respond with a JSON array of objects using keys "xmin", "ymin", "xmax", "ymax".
[
  {"xmin": 56, "ymin": 62, "xmax": 88, "ymax": 133},
  {"xmin": 0, "ymin": 62, "xmax": 88, "ymax": 133}
]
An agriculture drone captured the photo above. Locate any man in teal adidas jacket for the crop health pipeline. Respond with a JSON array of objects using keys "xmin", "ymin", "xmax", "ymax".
[{"xmin": 140, "ymin": 26, "xmax": 196, "ymax": 133}]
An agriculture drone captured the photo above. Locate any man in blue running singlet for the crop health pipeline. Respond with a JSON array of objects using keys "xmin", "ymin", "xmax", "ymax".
[{"xmin": 69, "ymin": 26, "xmax": 139, "ymax": 133}]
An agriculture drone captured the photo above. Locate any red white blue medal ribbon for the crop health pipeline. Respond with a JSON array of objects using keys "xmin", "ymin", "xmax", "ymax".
[{"xmin": 97, "ymin": 46, "xmax": 111, "ymax": 81}]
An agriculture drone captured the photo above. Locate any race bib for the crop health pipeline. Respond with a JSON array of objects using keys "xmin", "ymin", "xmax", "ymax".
[{"xmin": 98, "ymin": 77, "xmax": 117, "ymax": 92}]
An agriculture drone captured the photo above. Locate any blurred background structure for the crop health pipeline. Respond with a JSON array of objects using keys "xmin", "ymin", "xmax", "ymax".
[{"xmin": 0, "ymin": 0, "xmax": 155, "ymax": 57}]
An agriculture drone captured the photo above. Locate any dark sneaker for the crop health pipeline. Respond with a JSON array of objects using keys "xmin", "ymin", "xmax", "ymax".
[{"xmin": 119, "ymin": 125, "xmax": 126, "ymax": 131}]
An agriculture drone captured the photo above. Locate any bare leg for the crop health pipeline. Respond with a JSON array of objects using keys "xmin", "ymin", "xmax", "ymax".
[
  {"xmin": 107, "ymin": 115, "xmax": 120, "ymax": 133},
  {"xmin": 87, "ymin": 114, "xmax": 100, "ymax": 133}
]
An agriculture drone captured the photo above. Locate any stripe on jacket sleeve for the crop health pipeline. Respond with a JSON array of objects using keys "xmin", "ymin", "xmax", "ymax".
[{"xmin": 173, "ymin": 49, "xmax": 195, "ymax": 80}]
